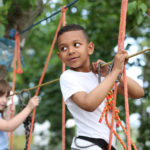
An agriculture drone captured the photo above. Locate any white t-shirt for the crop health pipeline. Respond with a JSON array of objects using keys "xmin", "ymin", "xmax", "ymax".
[{"xmin": 60, "ymin": 69, "xmax": 116, "ymax": 148}]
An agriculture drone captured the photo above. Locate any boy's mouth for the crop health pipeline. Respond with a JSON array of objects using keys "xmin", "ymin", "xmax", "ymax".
[{"xmin": 69, "ymin": 57, "xmax": 79, "ymax": 62}]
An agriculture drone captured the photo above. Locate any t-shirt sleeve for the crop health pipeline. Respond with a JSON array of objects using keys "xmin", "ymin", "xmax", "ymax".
[{"xmin": 60, "ymin": 72, "xmax": 85, "ymax": 103}]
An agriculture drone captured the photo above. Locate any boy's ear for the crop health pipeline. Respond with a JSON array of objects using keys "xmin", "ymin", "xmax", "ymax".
[
  {"xmin": 57, "ymin": 52, "xmax": 62, "ymax": 61},
  {"xmin": 88, "ymin": 42, "xmax": 94, "ymax": 55}
]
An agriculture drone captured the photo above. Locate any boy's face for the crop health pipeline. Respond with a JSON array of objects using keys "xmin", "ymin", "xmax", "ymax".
[
  {"xmin": 0, "ymin": 93, "xmax": 7, "ymax": 111},
  {"xmin": 57, "ymin": 30, "xmax": 94, "ymax": 72}
]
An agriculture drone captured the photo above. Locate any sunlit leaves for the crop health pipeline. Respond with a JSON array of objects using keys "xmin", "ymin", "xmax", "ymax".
[{"xmin": 128, "ymin": 1, "xmax": 137, "ymax": 15}]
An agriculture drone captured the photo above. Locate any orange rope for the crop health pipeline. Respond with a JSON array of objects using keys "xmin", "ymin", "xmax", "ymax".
[
  {"xmin": 26, "ymin": 7, "xmax": 67, "ymax": 150},
  {"xmin": 10, "ymin": 33, "xmax": 19, "ymax": 150},
  {"xmin": 16, "ymin": 33, "xmax": 23, "ymax": 74},
  {"xmin": 100, "ymin": 90, "xmax": 137, "ymax": 150},
  {"xmin": 118, "ymin": 0, "xmax": 132, "ymax": 149},
  {"xmin": 61, "ymin": 6, "xmax": 67, "ymax": 150},
  {"xmin": 105, "ymin": 111, "xmax": 127, "ymax": 150},
  {"xmin": 108, "ymin": 83, "xmax": 117, "ymax": 150},
  {"xmin": 123, "ymin": 65, "xmax": 131, "ymax": 150},
  {"xmin": 100, "ymin": 90, "xmax": 127, "ymax": 149},
  {"xmin": 106, "ymin": 109, "xmax": 138, "ymax": 150},
  {"xmin": 108, "ymin": 0, "xmax": 131, "ymax": 149},
  {"xmin": 119, "ymin": 122, "xmax": 138, "ymax": 150}
]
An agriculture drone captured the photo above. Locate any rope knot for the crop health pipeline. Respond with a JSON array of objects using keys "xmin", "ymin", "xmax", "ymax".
[{"xmin": 16, "ymin": 68, "xmax": 23, "ymax": 74}]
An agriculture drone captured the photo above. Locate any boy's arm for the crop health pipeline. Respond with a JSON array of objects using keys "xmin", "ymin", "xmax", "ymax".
[
  {"xmin": 71, "ymin": 69, "xmax": 120, "ymax": 112},
  {"xmin": 117, "ymin": 76, "xmax": 145, "ymax": 98},
  {"xmin": 71, "ymin": 50, "xmax": 143, "ymax": 112}
]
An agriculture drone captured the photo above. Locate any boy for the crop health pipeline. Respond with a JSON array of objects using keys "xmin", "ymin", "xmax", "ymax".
[{"xmin": 57, "ymin": 24, "xmax": 144, "ymax": 150}]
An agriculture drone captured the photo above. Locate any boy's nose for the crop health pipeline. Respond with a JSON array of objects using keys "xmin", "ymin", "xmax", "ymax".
[{"xmin": 68, "ymin": 47, "xmax": 75, "ymax": 55}]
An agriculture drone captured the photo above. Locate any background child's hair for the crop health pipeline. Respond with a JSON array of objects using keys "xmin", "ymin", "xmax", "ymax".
[
  {"xmin": 0, "ymin": 79, "xmax": 10, "ymax": 97},
  {"xmin": 0, "ymin": 79, "xmax": 10, "ymax": 117},
  {"xmin": 57, "ymin": 24, "xmax": 89, "ymax": 42}
]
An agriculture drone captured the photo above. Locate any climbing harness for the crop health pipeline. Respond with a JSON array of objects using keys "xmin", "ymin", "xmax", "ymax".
[
  {"xmin": 74, "ymin": 136, "xmax": 116, "ymax": 150},
  {"xmin": 74, "ymin": 137, "xmax": 95, "ymax": 149}
]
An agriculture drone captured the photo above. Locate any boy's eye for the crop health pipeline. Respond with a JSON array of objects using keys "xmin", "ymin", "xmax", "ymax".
[
  {"xmin": 61, "ymin": 46, "xmax": 67, "ymax": 51},
  {"xmin": 74, "ymin": 42, "xmax": 80, "ymax": 47}
]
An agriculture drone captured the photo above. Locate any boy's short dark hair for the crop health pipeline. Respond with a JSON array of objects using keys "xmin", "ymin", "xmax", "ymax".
[
  {"xmin": 0, "ymin": 79, "xmax": 10, "ymax": 97},
  {"xmin": 57, "ymin": 24, "xmax": 89, "ymax": 42}
]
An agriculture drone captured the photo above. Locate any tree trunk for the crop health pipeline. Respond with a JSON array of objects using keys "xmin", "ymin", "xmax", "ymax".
[{"xmin": 5, "ymin": 0, "xmax": 44, "ymax": 40}]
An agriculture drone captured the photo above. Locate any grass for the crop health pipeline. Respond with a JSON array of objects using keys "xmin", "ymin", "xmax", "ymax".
[{"xmin": 10, "ymin": 135, "xmax": 33, "ymax": 150}]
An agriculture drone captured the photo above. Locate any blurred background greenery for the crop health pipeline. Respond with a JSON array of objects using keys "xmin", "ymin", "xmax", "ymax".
[{"xmin": 0, "ymin": 0, "xmax": 150, "ymax": 149}]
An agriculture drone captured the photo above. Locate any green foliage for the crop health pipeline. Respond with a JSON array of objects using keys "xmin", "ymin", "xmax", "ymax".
[
  {"xmin": 1, "ymin": 0, "xmax": 150, "ymax": 149},
  {"xmin": 128, "ymin": 0, "xmax": 148, "ymax": 25},
  {"xmin": 128, "ymin": 1, "xmax": 137, "ymax": 15},
  {"xmin": 30, "ymin": 0, "xmax": 38, "ymax": 9},
  {"xmin": 137, "ymin": 2, "xmax": 147, "ymax": 25},
  {"xmin": 0, "ymin": 0, "xmax": 12, "ymax": 24},
  {"xmin": 0, "ymin": 23, "xmax": 5, "ymax": 37},
  {"xmin": 11, "ymin": 0, "xmax": 32, "ymax": 10},
  {"xmin": 137, "ymin": 98, "xmax": 150, "ymax": 149},
  {"xmin": 139, "ymin": 3, "xmax": 148, "ymax": 15}
]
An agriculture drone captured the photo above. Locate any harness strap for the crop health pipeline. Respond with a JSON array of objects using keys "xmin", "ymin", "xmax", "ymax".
[{"xmin": 75, "ymin": 136, "xmax": 116, "ymax": 150}]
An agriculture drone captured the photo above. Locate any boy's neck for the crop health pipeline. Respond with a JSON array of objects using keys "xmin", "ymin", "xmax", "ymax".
[{"xmin": 70, "ymin": 66, "xmax": 92, "ymax": 73}]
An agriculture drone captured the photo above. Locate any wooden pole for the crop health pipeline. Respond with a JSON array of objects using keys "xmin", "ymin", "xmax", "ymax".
[{"xmin": 101, "ymin": 48, "xmax": 150, "ymax": 67}]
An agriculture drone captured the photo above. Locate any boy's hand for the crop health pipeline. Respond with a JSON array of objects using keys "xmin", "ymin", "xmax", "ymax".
[
  {"xmin": 92, "ymin": 59, "xmax": 109, "ymax": 77},
  {"xmin": 113, "ymin": 50, "xmax": 128, "ymax": 74},
  {"xmin": 27, "ymin": 96, "xmax": 39, "ymax": 111}
]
